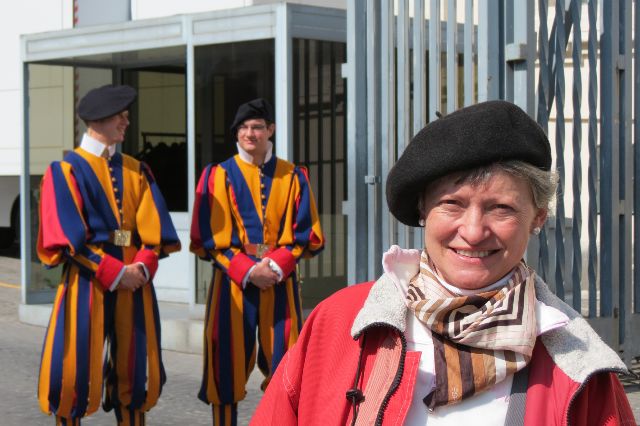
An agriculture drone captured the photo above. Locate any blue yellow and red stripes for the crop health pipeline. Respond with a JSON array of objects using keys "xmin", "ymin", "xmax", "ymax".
[
  {"xmin": 190, "ymin": 154, "xmax": 323, "ymax": 420},
  {"xmin": 37, "ymin": 147, "xmax": 179, "ymax": 423}
]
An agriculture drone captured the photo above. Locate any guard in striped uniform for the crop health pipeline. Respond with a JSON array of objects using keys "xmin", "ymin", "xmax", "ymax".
[
  {"xmin": 190, "ymin": 98, "xmax": 324, "ymax": 425},
  {"xmin": 37, "ymin": 85, "xmax": 181, "ymax": 425}
]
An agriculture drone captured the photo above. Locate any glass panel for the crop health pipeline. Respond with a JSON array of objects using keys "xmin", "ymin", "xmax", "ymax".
[
  {"xmin": 193, "ymin": 39, "xmax": 275, "ymax": 304},
  {"xmin": 27, "ymin": 65, "xmax": 111, "ymax": 300},
  {"xmin": 122, "ymin": 69, "xmax": 187, "ymax": 212},
  {"xmin": 292, "ymin": 39, "xmax": 347, "ymax": 309}
]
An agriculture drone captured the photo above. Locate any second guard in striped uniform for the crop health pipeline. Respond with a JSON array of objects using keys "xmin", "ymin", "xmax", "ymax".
[{"xmin": 190, "ymin": 98, "xmax": 324, "ymax": 425}]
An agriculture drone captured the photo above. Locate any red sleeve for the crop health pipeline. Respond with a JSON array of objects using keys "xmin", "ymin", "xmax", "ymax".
[
  {"xmin": 133, "ymin": 248, "xmax": 159, "ymax": 280},
  {"xmin": 95, "ymin": 254, "xmax": 125, "ymax": 290},
  {"xmin": 227, "ymin": 252, "xmax": 256, "ymax": 288},
  {"xmin": 266, "ymin": 248, "xmax": 296, "ymax": 279}
]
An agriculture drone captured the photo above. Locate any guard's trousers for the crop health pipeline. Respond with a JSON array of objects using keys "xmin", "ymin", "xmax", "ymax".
[
  {"xmin": 199, "ymin": 270, "xmax": 304, "ymax": 426},
  {"xmin": 38, "ymin": 266, "xmax": 165, "ymax": 424}
]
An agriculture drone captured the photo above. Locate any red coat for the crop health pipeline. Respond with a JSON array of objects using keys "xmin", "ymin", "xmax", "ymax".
[{"xmin": 251, "ymin": 279, "xmax": 635, "ymax": 426}]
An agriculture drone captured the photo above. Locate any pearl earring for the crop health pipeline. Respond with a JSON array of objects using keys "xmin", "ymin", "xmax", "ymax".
[
  {"xmin": 418, "ymin": 218, "xmax": 426, "ymax": 227},
  {"xmin": 532, "ymin": 227, "xmax": 541, "ymax": 235}
]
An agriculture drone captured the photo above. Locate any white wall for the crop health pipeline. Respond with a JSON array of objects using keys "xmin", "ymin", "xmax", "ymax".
[
  {"xmin": 0, "ymin": 0, "xmax": 72, "ymax": 176},
  {"xmin": 132, "ymin": 0, "xmax": 345, "ymax": 20}
]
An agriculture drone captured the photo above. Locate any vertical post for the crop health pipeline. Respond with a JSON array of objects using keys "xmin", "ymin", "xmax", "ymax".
[
  {"xmin": 509, "ymin": 0, "xmax": 537, "ymax": 270},
  {"xmin": 463, "ymin": 0, "xmax": 475, "ymax": 106},
  {"xmin": 553, "ymin": 0, "xmax": 567, "ymax": 301},
  {"xmin": 185, "ymin": 16, "xmax": 197, "ymax": 306},
  {"xmin": 619, "ymin": 0, "xmax": 633, "ymax": 352},
  {"xmin": 366, "ymin": 0, "xmax": 382, "ymax": 279},
  {"xmin": 429, "ymin": 0, "xmax": 442, "ymax": 121},
  {"xmin": 634, "ymin": 0, "xmax": 640, "ymax": 317},
  {"xmin": 446, "ymin": 0, "xmax": 457, "ymax": 113},
  {"xmin": 397, "ymin": 0, "xmax": 411, "ymax": 248},
  {"xmin": 507, "ymin": 0, "xmax": 535, "ymax": 112},
  {"xmin": 477, "ymin": 0, "xmax": 501, "ymax": 101},
  {"xmin": 380, "ymin": 0, "xmax": 395, "ymax": 252},
  {"xmin": 346, "ymin": 0, "xmax": 369, "ymax": 284},
  {"xmin": 275, "ymin": 4, "xmax": 293, "ymax": 161},
  {"xmin": 599, "ymin": 0, "xmax": 620, "ymax": 320},
  {"xmin": 536, "ymin": 0, "xmax": 551, "ymax": 284},
  {"xmin": 413, "ymin": 0, "xmax": 426, "ymax": 248},
  {"xmin": 569, "ymin": 0, "xmax": 583, "ymax": 311},
  {"xmin": 587, "ymin": 0, "xmax": 598, "ymax": 317},
  {"xmin": 20, "ymin": 62, "xmax": 31, "ymax": 305}
]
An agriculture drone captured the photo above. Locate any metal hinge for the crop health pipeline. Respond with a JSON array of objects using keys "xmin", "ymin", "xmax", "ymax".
[
  {"xmin": 364, "ymin": 175, "xmax": 381, "ymax": 185},
  {"xmin": 505, "ymin": 43, "xmax": 527, "ymax": 63}
]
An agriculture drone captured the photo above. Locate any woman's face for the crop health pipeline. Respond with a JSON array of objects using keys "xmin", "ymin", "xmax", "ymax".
[{"xmin": 422, "ymin": 171, "xmax": 547, "ymax": 290}]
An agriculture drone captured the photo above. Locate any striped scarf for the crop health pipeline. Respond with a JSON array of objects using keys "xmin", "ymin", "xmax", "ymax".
[{"xmin": 406, "ymin": 250, "xmax": 537, "ymax": 409}]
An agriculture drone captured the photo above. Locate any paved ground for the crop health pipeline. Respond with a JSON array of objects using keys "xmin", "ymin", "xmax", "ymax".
[{"xmin": 1, "ymin": 243, "xmax": 639, "ymax": 424}]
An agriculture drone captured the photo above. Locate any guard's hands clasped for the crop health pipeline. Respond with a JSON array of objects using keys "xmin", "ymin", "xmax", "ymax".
[
  {"xmin": 250, "ymin": 258, "xmax": 279, "ymax": 290},
  {"xmin": 119, "ymin": 263, "xmax": 148, "ymax": 291}
]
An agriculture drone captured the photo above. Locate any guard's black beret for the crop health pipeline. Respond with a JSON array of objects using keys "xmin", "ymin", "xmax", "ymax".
[
  {"xmin": 230, "ymin": 98, "xmax": 274, "ymax": 134},
  {"xmin": 77, "ymin": 84, "xmax": 137, "ymax": 121},
  {"xmin": 386, "ymin": 100, "xmax": 552, "ymax": 227}
]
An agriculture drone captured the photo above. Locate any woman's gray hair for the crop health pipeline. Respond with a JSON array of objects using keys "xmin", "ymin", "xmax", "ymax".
[{"xmin": 418, "ymin": 160, "xmax": 558, "ymax": 217}]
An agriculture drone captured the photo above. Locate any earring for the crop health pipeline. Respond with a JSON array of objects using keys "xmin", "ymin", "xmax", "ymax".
[
  {"xmin": 418, "ymin": 218, "xmax": 426, "ymax": 227},
  {"xmin": 532, "ymin": 227, "xmax": 541, "ymax": 235}
]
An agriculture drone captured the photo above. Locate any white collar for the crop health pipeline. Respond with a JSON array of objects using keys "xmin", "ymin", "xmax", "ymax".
[
  {"xmin": 80, "ymin": 133, "xmax": 116, "ymax": 158},
  {"xmin": 236, "ymin": 141, "xmax": 273, "ymax": 165}
]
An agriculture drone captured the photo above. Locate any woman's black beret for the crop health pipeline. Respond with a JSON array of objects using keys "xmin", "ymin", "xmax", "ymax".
[
  {"xmin": 77, "ymin": 84, "xmax": 137, "ymax": 121},
  {"xmin": 386, "ymin": 100, "xmax": 552, "ymax": 227}
]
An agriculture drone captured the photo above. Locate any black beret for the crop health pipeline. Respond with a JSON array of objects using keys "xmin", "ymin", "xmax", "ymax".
[
  {"xmin": 386, "ymin": 100, "xmax": 552, "ymax": 227},
  {"xmin": 77, "ymin": 84, "xmax": 137, "ymax": 121},
  {"xmin": 230, "ymin": 98, "xmax": 274, "ymax": 134}
]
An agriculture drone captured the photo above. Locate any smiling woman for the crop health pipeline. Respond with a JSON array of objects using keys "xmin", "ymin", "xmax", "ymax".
[
  {"xmin": 251, "ymin": 100, "xmax": 635, "ymax": 426},
  {"xmin": 419, "ymin": 162, "xmax": 550, "ymax": 291}
]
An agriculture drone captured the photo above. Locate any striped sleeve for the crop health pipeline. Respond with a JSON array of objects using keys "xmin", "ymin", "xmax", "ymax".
[
  {"xmin": 135, "ymin": 162, "xmax": 181, "ymax": 277},
  {"xmin": 189, "ymin": 164, "xmax": 255, "ymax": 286},
  {"xmin": 266, "ymin": 166, "xmax": 324, "ymax": 278},
  {"xmin": 37, "ymin": 162, "xmax": 124, "ymax": 290}
]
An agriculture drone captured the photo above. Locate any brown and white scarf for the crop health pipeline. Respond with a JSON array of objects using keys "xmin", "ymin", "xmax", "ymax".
[{"xmin": 406, "ymin": 250, "xmax": 537, "ymax": 409}]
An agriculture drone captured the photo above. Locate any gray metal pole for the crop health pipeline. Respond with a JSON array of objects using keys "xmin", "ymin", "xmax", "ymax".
[
  {"xmin": 477, "ymin": 0, "xmax": 501, "ymax": 101},
  {"xmin": 346, "ymin": 0, "xmax": 369, "ymax": 284},
  {"xmin": 366, "ymin": 0, "xmax": 382, "ymax": 279},
  {"xmin": 20, "ymin": 62, "xmax": 30, "ymax": 305}
]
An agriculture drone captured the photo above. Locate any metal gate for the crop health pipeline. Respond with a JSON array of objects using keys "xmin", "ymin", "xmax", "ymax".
[{"xmin": 345, "ymin": 0, "xmax": 640, "ymax": 362}]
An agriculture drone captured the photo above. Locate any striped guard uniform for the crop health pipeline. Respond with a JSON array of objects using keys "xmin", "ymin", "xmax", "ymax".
[
  {"xmin": 190, "ymin": 153, "xmax": 324, "ymax": 425},
  {"xmin": 37, "ymin": 146, "xmax": 180, "ymax": 425}
]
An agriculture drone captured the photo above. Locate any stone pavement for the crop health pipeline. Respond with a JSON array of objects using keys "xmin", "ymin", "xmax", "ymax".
[
  {"xmin": 1, "ymin": 247, "xmax": 639, "ymax": 424},
  {"xmin": 0, "ymin": 286, "xmax": 263, "ymax": 425}
]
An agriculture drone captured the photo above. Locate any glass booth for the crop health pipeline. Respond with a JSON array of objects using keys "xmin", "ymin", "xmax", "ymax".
[{"xmin": 20, "ymin": 4, "xmax": 347, "ymax": 311}]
